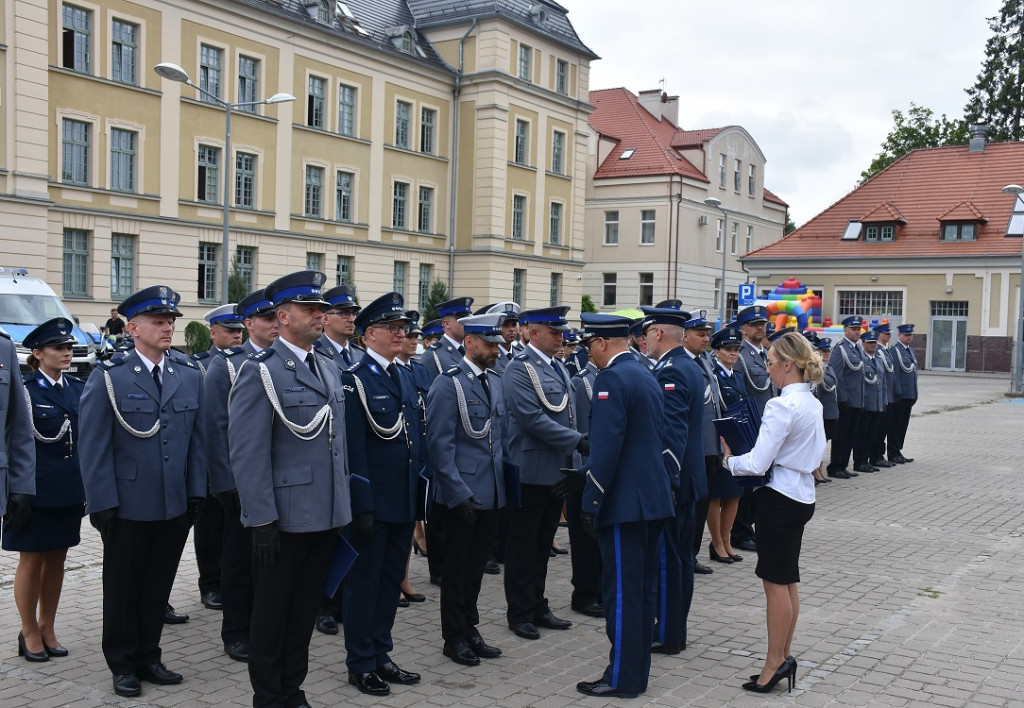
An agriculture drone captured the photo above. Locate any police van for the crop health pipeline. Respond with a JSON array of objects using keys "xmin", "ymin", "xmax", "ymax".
[{"xmin": 0, "ymin": 267, "xmax": 97, "ymax": 376}]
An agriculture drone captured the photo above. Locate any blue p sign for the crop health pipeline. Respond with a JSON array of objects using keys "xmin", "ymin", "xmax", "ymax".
[{"xmin": 738, "ymin": 283, "xmax": 755, "ymax": 306}]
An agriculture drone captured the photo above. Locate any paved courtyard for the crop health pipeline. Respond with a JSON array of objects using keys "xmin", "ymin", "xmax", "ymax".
[{"xmin": 1, "ymin": 373, "xmax": 1021, "ymax": 707}]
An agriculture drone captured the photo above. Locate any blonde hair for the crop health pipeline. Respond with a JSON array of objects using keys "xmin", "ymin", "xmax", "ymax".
[
  {"xmin": 26, "ymin": 353, "xmax": 40, "ymax": 371},
  {"xmin": 770, "ymin": 332, "xmax": 824, "ymax": 385}
]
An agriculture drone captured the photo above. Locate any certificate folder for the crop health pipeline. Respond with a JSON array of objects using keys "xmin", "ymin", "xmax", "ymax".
[
  {"xmin": 714, "ymin": 397, "xmax": 769, "ymax": 488},
  {"xmin": 324, "ymin": 533, "xmax": 359, "ymax": 596}
]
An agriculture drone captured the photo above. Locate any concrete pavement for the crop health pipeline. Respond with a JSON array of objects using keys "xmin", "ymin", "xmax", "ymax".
[{"xmin": 1, "ymin": 372, "xmax": 1020, "ymax": 707}]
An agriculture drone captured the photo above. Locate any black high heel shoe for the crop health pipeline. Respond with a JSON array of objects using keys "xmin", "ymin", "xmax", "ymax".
[
  {"xmin": 709, "ymin": 544, "xmax": 734, "ymax": 564},
  {"xmin": 750, "ymin": 655, "xmax": 795, "ymax": 682},
  {"xmin": 44, "ymin": 641, "xmax": 70, "ymax": 657},
  {"xmin": 742, "ymin": 658, "xmax": 796, "ymax": 693},
  {"xmin": 17, "ymin": 633, "xmax": 49, "ymax": 662},
  {"xmin": 412, "ymin": 540, "xmax": 427, "ymax": 557}
]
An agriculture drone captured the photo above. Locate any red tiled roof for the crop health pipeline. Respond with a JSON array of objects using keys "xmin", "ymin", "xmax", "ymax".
[
  {"xmin": 744, "ymin": 141, "xmax": 1024, "ymax": 261},
  {"xmin": 763, "ymin": 188, "xmax": 789, "ymax": 208},
  {"xmin": 860, "ymin": 202, "xmax": 906, "ymax": 224},
  {"xmin": 671, "ymin": 128, "xmax": 725, "ymax": 149}
]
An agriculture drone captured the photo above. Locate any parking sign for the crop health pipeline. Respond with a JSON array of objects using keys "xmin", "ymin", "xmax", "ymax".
[{"xmin": 738, "ymin": 283, "xmax": 755, "ymax": 307}]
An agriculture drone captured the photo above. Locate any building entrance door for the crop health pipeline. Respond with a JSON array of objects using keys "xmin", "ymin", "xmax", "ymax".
[{"xmin": 929, "ymin": 301, "xmax": 969, "ymax": 371}]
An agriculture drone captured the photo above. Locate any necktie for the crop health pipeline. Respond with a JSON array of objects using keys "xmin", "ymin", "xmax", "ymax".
[
  {"xmin": 54, "ymin": 380, "xmax": 62, "ymax": 392},
  {"xmin": 341, "ymin": 347, "xmax": 352, "ymax": 367},
  {"xmin": 759, "ymin": 349, "xmax": 767, "ymax": 366},
  {"xmin": 152, "ymin": 366, "xmax": 162, "ymax": 395},
  {"xmin": 305, "ymin": 352, "xmax": 319, "ymax": 381},
  {"xmin": 386, "ymin": 362, "xmax": 401, "ymax": 388},
  {"xmin": 479, "ymin": 371, "xmax": 491, "ymax": 403},
  {"xmin": 458, "ymin": 344, "xmax": 465, "ymax": 356}
]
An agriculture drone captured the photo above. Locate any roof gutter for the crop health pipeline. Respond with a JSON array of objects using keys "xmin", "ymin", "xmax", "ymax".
[{"xmin": 448, "ymin": 18, "xmax": 478, "ymax": 290}]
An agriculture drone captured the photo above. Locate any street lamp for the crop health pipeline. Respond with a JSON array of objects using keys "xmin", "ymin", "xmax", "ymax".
[
  {"xmin": 1004, "ymin": 183, "xmax": 1024, "ymax": 395},
  {"xmin": 154, "ymin": 62, "xmax": 295, "ymax": 304},
  {"xmin": 705, "ymin": 197, "xmax": 729, "ymax": 325}
]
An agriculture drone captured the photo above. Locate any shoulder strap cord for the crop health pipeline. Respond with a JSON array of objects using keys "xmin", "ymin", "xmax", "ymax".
[
  {"xmin": 582, "ymin": 374, "xmax": 593, "ymax": 400},
  {"xmin": 102, "ymin": 370, "xmax": 161, "ymax": 438},
  {"xmin": 839, "ymin": 342, "xmax": 864, "ymax": 371},
  {"xmin": 226, "ymin": 357, "xmax": 238, "ymax": 386},
  {"xmin": 523, "ymin": 362, "xmax": 570, "ymax": 423},
  {"xmin": 736, "ymin": 352, "xmax": 771, "ymax": 392},
  {"xmin": 895, "ymin": 346, "xmax": 916, "ymax": 373},
  {"xmin": 879, "ymin": 348, "xmax": 894, "ymax": 373},
  {"xmin": 258, "ymin": 362, "xmax": 332, "ymax": 443},
  {"xmin": 23, "ymin": 388, "xmax": 72, "ymax": 445},
  {"xmin": 431, "ymin": 350, "xmax": 443, "ymax": 375},
  {"xmin": 350, "ymin": 372, "xmax": 406, "ymax": 440},
  {"xmin": 452, "ymin": 377, "xmax": 491, "ymax": 439}
]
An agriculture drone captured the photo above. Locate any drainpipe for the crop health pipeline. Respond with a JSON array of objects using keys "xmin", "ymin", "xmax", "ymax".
[
  {"xmin": 672, "ymin": 175, "xmax": 682, "ymax": 298},
  {"xmin": 448, "ymin": 19, "xmax": 477, "ymax": 290},
  {"xmin": 666, "ymin": 176, "xmax": 674, "ymax": 300}
]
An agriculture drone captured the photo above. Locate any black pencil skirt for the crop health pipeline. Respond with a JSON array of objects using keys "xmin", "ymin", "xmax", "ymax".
[{"xmin": 753, "ymin": 487, "xmax": 814, "ymax": 585}]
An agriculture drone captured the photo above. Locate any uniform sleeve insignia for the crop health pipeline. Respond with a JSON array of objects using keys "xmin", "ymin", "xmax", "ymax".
[
  {"xmin": 195, "ymin": 352, "xmax": 211, "ymax": 361},
  {"xmin": 443, "ymin": 366, "xmax": 461, "ymax": 377},
  {"xmin": 663, "ymin": 383, "xmax": 675, "ymax": 391},
  {"xmin": 253, "ymin": 349, "xmax": 274, "ymax": 361},
  {"xmin": 597, "ymin": 391, "xmax": 610, "ymax": 399},
  {"xmin": 368, "ymin": 363, "xmax": 381, "ymax": 375}
]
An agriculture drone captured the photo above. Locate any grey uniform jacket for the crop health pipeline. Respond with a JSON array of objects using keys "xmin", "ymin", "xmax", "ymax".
[
  {"xmin": 892, "ymin": 342, "xmax": 918, "ymax": 400},
  {"xmin": 828, "ymin": 338, "xmax": 866, "ymax": 408},
  {"xmin": 79, "ymin": 348, "xmax": 206, "ymax": 520},
  {"xmin": 422, "ymin": 336, "xmax": 463, "ymax": 381},
  {"xmin": 317, "ymin": 333, "xmax": 363, "ymax": 369},
  {"xmin": 0, "ymin": 334, "xmax": 36, "ymax": 515},
  {"xmin": 877, "ymin": 346, "xmax": 897, "ymax": 405},
  {"xmin": 228, "ymin": 338, "xmax": 351, "ymax": 533},
  {"xmin": 861, "ymin": 355, "xmax": 885, "ymax": 413},
  {"xmin": 570, "ymin": 362, "xmax": 598, "ymax": 468},
  {"xmin": 691, "ymin": 351, "xmax": 724, "ymax": 455},
  {"xmin": 815, "ymin": 367, "xmax": 840, "ymax": 420},
  {"xmin": 736, "ymin": 341, "xmax": 773, "ymax": 414},
  {"xmin": 205, "ymin": 340, "xmax": 260, "ymax": 495},
  {"xmin": 504, "ymin": 348, "xmax": 582, "ymax": 486}
]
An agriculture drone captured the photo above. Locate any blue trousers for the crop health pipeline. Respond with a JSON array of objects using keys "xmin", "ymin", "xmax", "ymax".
[{"xmin": 656, "ymin": 500, "xmax": 695, "ymax": 650}]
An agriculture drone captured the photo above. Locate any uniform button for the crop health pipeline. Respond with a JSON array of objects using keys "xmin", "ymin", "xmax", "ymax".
[
  {"xmin": 64, "ymin": 414, "xmax": 69, "ymax": 419},
  {"xmin": 592, "ymin": 501, "xmax": 598, "ymax": 506},
  {"xmin": 162, "ymin": 407, "xmax": 167, "ymax": 412},
  {"xmin": 164, "ymin": 456, "xmax": 169, "ymax": 461},
  {"xmin": 163, "ymin": 439, "xmax": 168, "ymax": 445},
  {"xmin": 64, "ymin": 455, "xmax": 70, "ymax": 460},
  {"xmin": 282, "ymin": 478, "xmax": 288, "ymax": 483}
]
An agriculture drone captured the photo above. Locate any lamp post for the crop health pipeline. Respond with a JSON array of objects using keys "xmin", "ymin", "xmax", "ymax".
[
  {"xmin": 154, "ymin": 62, "xmax": 295, "ymax": 304},
  {"xmin": 1004, "ymin": 183, "xmax": 1024, "ymax": 395},
  {"xmin": 705, "ymin": 197, "xmax": 729, "ymax": 325}
]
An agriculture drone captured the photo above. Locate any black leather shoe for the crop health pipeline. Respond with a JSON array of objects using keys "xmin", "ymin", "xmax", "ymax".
[
  {"xmin": 467, "ymin": 633, "xmax": 502, "ymax": 658},
  {"xmin": 729, "ymin": 553, "xmax": 743, "ymax": 562},
  {"xmin": 397, "ymin": 597, "xmax": 410, "ymax": 608},
  {"xmin": 572, "ymin": 601, "xmax": 604, "ymax": 617},
  {"xmin": 44, "ymin": 642, "xmax": 69, "ymax": 658},
  {"xmin": 376, "ymin": 660, "xmax": 420, "ymax": 684},
  {"xmin": 901, "ymin": 456, "xmax": 914, "ymax": 463},
  {"xmin": 734, "ymin": 539, "xmax": 758, "ymax": 552},
  {"xmin": 164, "ymin": 604, "xmax": 189, "ymax": 624},
  {"xmin": 443, "ymin": 640, "xmax": 481, "ymax": 666},
  {"xmin": 709, "ymin": 544, "xmax": 733, "ymax": 563},
  {"xmin": 18, "ymin": 633, "xmax": 49, "ymax": 662},
  {"xmin": 534, "ymin": 611, "xmax": 571, "ymax": 630},
  {"xmin": 576, "ymin": 679, "xmax": 638, "ymax": 698},
  {"xmin": 870, "ymin": 459, "xmax": 894, "ymax": 468},
  {"xmin": 827, "ymin": 470, "xmax": 852, "ymax": 479},
  {"xmin": 402, "ymin": 591, "xmax": 426, "ymax": 603},
  {"xmin": 348, "ymin": 671, "xmax": 389, "ymax": 696},
  {"xmin": 225, "ymin": 640, "xmax": 249, "ymax": 662},
  {"xmin": 651, "ymin": 642, "xmax": 681, "ymax": 655},
  {"xmin": 138, "ymin": 662, "xmax": 183, "ymax": 685},
  {"xmin": 315, "ymin": 615, "xmax": 339, "ymax": 635},
  {"xmin": 853, "ymin": 463, "xmax": 876, "ymax": 473},
  {"xmin": 113, "ymin": 673, "xmax": 141, "ymax": 697},
  {"xmin": 201, "ymin": 590, "xmax": 224, "ymax": 610},
  {"xmin": 693, "ymin": 561, "xmax": 714, "ymax": 574},
  {"xmin": 889, "ymin": 455, "xmax": 906, "ymax": 464},
  {"xmin": 484, "ymin": 559, "xmax": 501, "ymax": 575},
  {"xmin": 509, "ymin": 622, "xmax": 540, "ymax": 640}
]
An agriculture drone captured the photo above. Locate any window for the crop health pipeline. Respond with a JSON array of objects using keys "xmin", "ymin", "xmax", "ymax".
[
  {"xmin": 1007, "ymin": 194, "xmax": 1024, "ymax": 236},
  {"xmin": 237, "ymin": 55, "xmax": 259, "ymax": 112},
  {"xmin": 604, "ymin": 211, "xmax": 619, "ymax": 245},
  {"xmin": 336, "ymin": 255, "xmax": 353, "ymax": 285},
  {"xmin": 746, "ymin": 225, "xmax": 753, "ymax": 253},
  {"xmin": 841, "ymin": 220, "xmax": 862, "ymax": 240},
  {"xmin": 715, "ymin": 218, "xmax": 724, "ymax": 252},
  {"xmin": 400, "ymin": 32, "xmax": 414, "ymax": 54},
  {"xmin": 880, "ymin": 225, "xmax": 894, "ymax": 241},
  {"xmin": 62, "ymin": 4, "xmax": 91, "ymax": 73},
  {"xmin": 199, "ymin": 45, "xmax": 222, "ymax": 102},
  {"xmin": 551, "ymin": 131, "xmax": 565, "ymax": 174},
  {"xmin": 338, "ymin": 85, "xmax": 356, "ymax": 137},
  {"xmin": 514, "ymin": 120, "xmax": 529, "ymax": 164},
  {"xmin": 748, "ymin": 164, "xmax": 756, "ymax": 196},
  {"xmin": 306, "ymin": 252, "xmax": 323, "ymax": 272},
  {"xmin": 837, "ymin": 290, "xmax": 904, "ymax": 318},
  {"xmin": 640, "ymin": 210, "xmax": 656, "ymax": 245},
  {"xmin": 418, "ymin": 186, "xmax": 434, "ymax": 233},
  {"xmin": 512, "ymin": 195, "xmax": 526, "ymax": 240},
  {"xmin": 513, "ymin": 268, "xmax": 525, "ymax": 304},
  {"xmin": 734, "ymin": 159, "xmax": 741, "ymax": 192},
  {"xmin": 602, "ymin": 273, "xmax": 617, "ymax": 307},
  {"xmin": 335, "ymin": 170, "xmax": 353, "ymax": 222},
  {"xmin": 110, "ymin": 234, "xmax": 134, "ymax": 299},
  {"xmin": 393, "ymin": 261, "xmax": 407, "ymax": 297},
  {"xmin": 317, "ymin": 0, "xmax": 331, "ymax": 24},
  {"xmin": 556, "ymin": 59, "xmax": 568, "ymax": 94},
  {"xmin": 549, "ymin": 272, "xmax": 561, "ymax": 306},
  {"xmin": 518, "ymin": 44, "xmax": 532, "ymax": 81},
  {"xmin": 931, "ymin": 301, "xmax": 969, "ymax": 317},
  {"xmin": 109, "ymin": 128, "xmax": 136, "ymax": 192},
  {"xmin": 619, "ymin": 148, "xmax": 635, "ymax": 160},
  {"xmin": 549, "ymin": 202, "xmax": 562, "ymax": 245},
  {"xmin": 393, "ymin": 182, "xmax": 409, "ymax": 229},
  {"xmin": 197, "ymin": 145, "xmax": 220, "ymax": 203},
  {"xmin": 942, "ymin": 223, "xmax": 977, "ymax": 241},
  {"xmin": 198, "ymin": 243, "xmax": 218, "ymax": 301},
  {"xmin": 111, "ymin": 20, "xmax": 137, "ymax": 84},
  {"xmin": 418, "ymin": 264, "xmax": 432, "ymax": 306},
  {"xmin": 865, "ymin": 226, "xmax": 878, "ymax": 242},
  {"xmin": 395, "ymin": 101, "xmax": 411, "ymax": 149},
  {"xmin": 638, "ymin": 272, "xmax": 654, "ymax": 307},
  {"xmin": 62, "ymin": 229, "xmax": 89, "ymax": 296},
  {"xmin": 308, "ymin": 76, "xmax": 326, "ymax": 128},
  {"xmin": 731, "ymin": 223, "xmax": 738, "ymax": 255},
  {"xmin": 420, "ymin": 108, "xmax": 436, "ymax": 154},
  {"xmin": 235, "ymin": 152, "xmax": 256, "ymax": 208},
  {"xmin": 714, "ymin": 278, "xmax": 721, "ymax": 313},
  {"xmin": 61, "ymin": 119, "xmax": 91, "ymax": 186},
  {"xmin": 719, "ymin": 154, "xmax": 726, "ymax": 188},
  {"xmin": 304, "ymin": 165, "xmax": 324, "ymax": 217},
  {"xmin": 236, "ymin": 246, "xmax": 255, "ymax": 292}
]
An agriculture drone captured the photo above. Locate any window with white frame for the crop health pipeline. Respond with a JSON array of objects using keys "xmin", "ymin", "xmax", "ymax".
[
  {"xmin": 549, "ymin": 202, "xmax": 562, "ymax": 245},
  {"xmin": 62, "ymin": 119, "xmax": 90, "ymax": 185},
  {"xmin": 199, "ymin": 45, "xmax": 222, "ymax": 102},
  {"xmin": 235, "ymin": 152, "xmax": 256, "ymax": 208},
  {"xmin": 395, "ymin": 101, "xmax": 411, "ymax": 149},
  {"xmin": 62, "ymin": 228, "xmax": 89, "ymax": 297},
  {"xmin": 393, "ymin": 261, "xmax": 407, "ymax": 297},
  {"xmin": 338, "ymin": 84, "xmax": 356, "ymax": 137},
  {"xmin": 734, "ymin": 159, "xmax": 741, "ymax": 192},
  {"xmin": 420, "ymin": 108, "xmax": 436, "ymax": 154},
  {"xmin": 640, "ymin": 210, "xmax": 656, "ymax": 245},
  {"xmin": 556, "ymin": 59, "xmax": 568, "ymax": 94},
  {"xmin": 715, "ymin": 218, "xmax": 724, "ymax": 252},
  {"xmin": 198, "ymin": 243, "xmax": 218, "ymax": 301},
  {"xmin": 518, "ymin": 44, "xmax": 532, "ymax": 81},
  {"xmin": 111, "ymin": 19, "xmax": 137, "ymax": 84},
  {"xmin": 336, "ymin": 255, "xmax": 353, "ymax": 285},
  {"xmin": 110, "ymin": 128, "xmax": 136, "ymax": 192},
  {"xmin": 304, "ymin": 165, "xmax": 324, "ymax": 217},
  {"xmin": 748, "ymin": 164, "xmax": 756, "ymax": 196},
  {"xmin": 638, "ymin": 272, "xmax": 654, "ymax": 307},
  {"xmin": 308, "ymin": 76, "xmax": 326, "ymax": 128},
  {"xmin": 513, "ymin": 268, "xmax": 525, "ymax": 304},
  {"xmin": 941, "ymin": 223, "xmax": 977, "ymax": 241},
  {"xmin": 336, "ymin": 170, "xmax": 353, "ymax": 222},
  {"xmin": 718, "ymin": 154, "xmax": 726, "ymax": 188},
  {"xmin": 418, "ymin": 264, "xmax": 432, "ymax": 306},
  {"xmin": 236, "ymin": 246, "xmax": 255, "ymax": 292},
  {"xmin": 237, "ymin": 55, "xmax": 260, "ymax": 111},
  {"xmin": 880, "ymin": 225, "xmax": 894, "ymax": 241},
  {"xmin": 549, "ymin": 272, "xmax": 561, "ymax": 306},
  {"xmin": 514, "ymin": 119, "xmax": 529, "ymax": 164},
  {"xmin": 746, "ymin": 224, "xmax": 753, "ymax": 253},
  {"xmin": 418, "ymin": 186, "xmax": 434, "ymax": 233},
  {"xmin": 512, "ymin": 195, "xmax": 526, "ymax": 240},
  {"xmin": 317, "ymin": 0, "xmax": 331, "ymax": 24},
  {"xmin": 731, "ymin": 222, "xmax": 738, "ymax": 255},
  {"xmin": 604, "ymin": 211, "xmax": 619, "ymax": 245},
  {"xmin": 837, "ymin": 290, "xmax": 904, "ymax": 318},
  {"xmin": 197, "ymin": 145, "xmax": 219, "ymax": 203},
  {"xmin": 306, "ymin": 252, "xmax": 323, "ymax": 272},
  {"xmin": 551, "ymin": 131, "xmax": 565, "ymax": 174},
  {"xmin": 393, "ymin": 182, "xmax": 409, "ymax": 229},
  {"xmin": 62, "ymin": 4, "xmax": 91, "ymax": 73},
  {"xmin": 602, "ymin": 272, "xmax": 617, "ymax": 307},
  {"xmin": 110, "ymin": 234, "xmax": 134, "ymax": 299}
]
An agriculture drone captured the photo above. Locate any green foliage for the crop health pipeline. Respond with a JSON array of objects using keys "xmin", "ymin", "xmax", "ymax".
[
  {"xmin": 228, "ymin": 257, "xmax": 248, "ymax": 303},
  {"xmin": 422, "ymin": 280, "xmax": 450, "ymax": 322},
  {"xmin": 964, "ymin": 0, "xmax": 1024, "ymax": 142},
  {"xmin": 581, "ymin": 294, "xmax": 598, "ymax": 313},
  {"xmin": 184, "ymin": 320, "xmax": 212, "ymax": 355},
  {"xmin": 784, "ymin": 214, "xmax": 797, "ymax": 235},
  {"xmin": 860, "ymin": 103, "xmax": 969, "ymax": 183}
]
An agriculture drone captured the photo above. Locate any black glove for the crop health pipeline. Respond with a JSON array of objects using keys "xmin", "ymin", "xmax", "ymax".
[
  {"xmin": 187, "ymin": 496, "xmax": 205, "ymax": 524},
  {"xmin": 4, "ymin": 493, "xmax": 34, "ymax": 533},
  {"xmin": 215, "ymin": 489, "xmax": 241, "ymax": 513},
  {"xmin": 352, "ymin": 512, "xmax": 375, "ymax": 545},
  {"xmin": 90, "ymin": 508, "xmax": 118, "ymax": 543},
  {"xmin": 580, "ymin": 511, "xmax": 597, "ymax": 539},
  {"xmin": 455, "ymin": 497, "xmax": 481, "ymax": 526},
  {"xmin": 575, "ymin": 434, "xmax": 590, "ymax": 456},
  {"xmin": 552, "ymin": 468, "xmax": 585, "ymax": 499},
  {"xmin": 252, "ymin": 523, "xmax": 280, "ymax": 564}
]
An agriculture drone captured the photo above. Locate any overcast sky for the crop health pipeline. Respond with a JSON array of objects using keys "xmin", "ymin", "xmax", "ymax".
[{"xmin": 567, "ymin": 0, "xmax": 1005, "ymax": 225}]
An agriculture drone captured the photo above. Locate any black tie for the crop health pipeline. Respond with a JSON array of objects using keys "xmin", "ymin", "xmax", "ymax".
[
  {"xmin": 305, "ymin": 352, "xmax": 319, "ymax": 381},
  {"xmin": 760, "ymin": 349, "xmax": 767, "ymax": 365},
  {"xmin": 479, "ymin": 371, "xmax": 491, "ymax": 403},
  {"xmin": 386, "ymin": 363, "xmax": 401, "ymax": 389},
  {"xmin": 152, "ymin": 366, "xmax": 162, "ymax": 395},
  {"xmin": 458, "ymin": 344, "xmax": 465, "ymax": 356},
  {"xmin": 341, "ymin": 347, "xmax": 352, "ymax": 367}
]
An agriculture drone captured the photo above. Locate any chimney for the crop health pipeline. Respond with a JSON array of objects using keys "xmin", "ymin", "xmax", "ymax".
[
  {"xmin": 663, "ymin": 94, "xmax": 679, "ymax": 126},
  {"xmin": 638, "ymin": 89, "xmax": 663, "ymax": 120},
  {"xmin": 968, "ymin": 123, "xmax": 989, "ymax": 152}
]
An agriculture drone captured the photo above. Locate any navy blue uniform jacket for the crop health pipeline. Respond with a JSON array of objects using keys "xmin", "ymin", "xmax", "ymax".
[
  {"xmin": 652, "ymin": 348, "xmax": 706, "ymax": 504},
  {"xmin": 24, "ymin": 373, "xmax": 85, "ymax": 507}
]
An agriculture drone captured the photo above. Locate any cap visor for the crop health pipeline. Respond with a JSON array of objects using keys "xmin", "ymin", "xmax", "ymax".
[{"xmin": 473, "ymin": 333, "xmax": 506, "ymax": 343}]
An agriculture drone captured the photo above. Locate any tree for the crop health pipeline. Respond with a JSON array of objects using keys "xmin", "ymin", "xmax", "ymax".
[
  {"xmin": 964, "ymin": 0, "xmax": 1024, "ymax": 143},
  {"xmin": 859, "ymin": 103, "xmax": 969, "ymax": 183},
  {"xmin": 184, "ymin": 320, "xmax": 212, "ymax": 355},
  {"xmin": 421, "ymin": 280, "xmax": 450, "ymax": 322},
  {"xmin": 228, "ymin": 257, "xmax": 248, "ymax": 304},
  {"xmin": 581, "ymin": 294, "xmax": 598, "ymax": 313},
  {"xmin": 784, "ymin": 214, "xmax": 797, "ymax": 235}
]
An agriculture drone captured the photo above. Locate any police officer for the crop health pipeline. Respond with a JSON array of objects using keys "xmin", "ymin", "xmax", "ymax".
[
  {"xmin": 812, "ymin": 337, "xmax": 839, "ymax": 475},
  {"xmin": 397, "ymin": 311, "xmax": 432, "ymax": 395},
  {"xmin": 827, "ymin": 315, "xmax": 867, "ymax": 479},
  {"xmin": 479, "ymin": 302, "xmax": 520, "ymax": 375},
  {"xmin": 318, "ymin": 284, "xmax": 364, "ymax": 368},
  {"xmin": 853, "ymin": 330, "xmax": 885, "ymax": 473},
  {"xmin": 426, "ymin": 312, "xmax": 509, "ymax": 666},
  {"xmin": 79, "ymin": 286, "xmax": 207, "ymax": 698},
  {"xmin": 566, "ymin": 352, "xmax": 602, "ymax": 618},
  {"xmin": 205, "ymin": 289, "xmax": 279, "ymax": 662},
  {"xmin": 0, "ymin": 321, "xmax": 35, "ymax": 541},
  {"xmin": 871, "ymin": 323, "xmax": 897, "ymax": 468},
  {"xmin": 229, "ymin": 270, "xmax": 351, "ymax": 708},
  {"xmin": 573, "ymin": 313, "xmax": 675, "ymax": 699},
  {"xmin": 340, "ymin": 293, "xmax": 425, "ymax": 696},
  {"xmin": 422, "ymin": 297, "xmax": 475, "ymax": 380},
  {"xmin": 888, "ymin": 324, "xmax": 918, "ymax": 463},
  {"xmin": 420, "ymin": 319, "xmax": 443, "ymax": 352},
  {"xmin": 503, "ymin": 306, "xmax": 583, "ymax": 640}
]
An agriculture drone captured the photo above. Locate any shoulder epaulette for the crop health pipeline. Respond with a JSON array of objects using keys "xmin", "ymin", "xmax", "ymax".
[
  {"xmin": 194, "ymin": 351, "xmax": 212, "ymax": 361},
  {"xmin": 443, "ymin": 365, "xmax": 461, "ymax": 377},
  {"xmin": 0, "ymin": 327, "xmax": 10, "ymax": 339},
  {"xmin": 65, "ymin": 374, "xmax": 84, "ymax": 383},
  {"xmin": 312, "ymin": 339, "xmax": 332, "ymax": 358},
  {"xmin": 426, "ymin": 341, "xmax": 441, "ymax": 351},
  {"xmin": 225, "ymin": 346, "xmax": 246, "ymax": 357},
  {"xmin": 514, "ymin": 353, "xmax": 529, "ymax": 361},
  {"xmin": 252, "ymin": 348, "xmax": 274, "ymax": 362}
]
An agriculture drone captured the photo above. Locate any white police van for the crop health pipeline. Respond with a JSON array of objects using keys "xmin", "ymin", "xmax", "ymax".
[{"xmin": 0, "ymin": 267, "xmax": 97, "ymax": 376}]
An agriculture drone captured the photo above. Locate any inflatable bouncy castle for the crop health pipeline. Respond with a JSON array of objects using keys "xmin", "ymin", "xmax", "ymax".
[{"xmin": 761, "ymin": 279, "xmax": 822, "ymax": 331}]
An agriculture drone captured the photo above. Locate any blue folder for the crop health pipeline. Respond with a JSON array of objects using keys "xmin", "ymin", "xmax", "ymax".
[
  {"xmin": 324, "ymin": 533, "xmax": 359, "ymax": 596},
  {"xmin": 714, "ymin": 397, "xmax": 770, "ymax": 488}
]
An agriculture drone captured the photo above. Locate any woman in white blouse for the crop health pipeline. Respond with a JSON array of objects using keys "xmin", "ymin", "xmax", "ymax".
[{"xmin": 722, "ymin": 332, "xmax": 825, "ymax": 694}]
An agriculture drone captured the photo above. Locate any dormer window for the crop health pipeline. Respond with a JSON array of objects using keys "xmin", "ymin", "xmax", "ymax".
[
  {"xmin": 401, "ymin": 31, "xmax": 413, "ymax": 53},
  {"xmin": 317, "ymin": 0, "xmax": 330, "ymax": 24},
  {"xmin": 386, "ymin": 25, "xmax": 416, "ymax": 53},
  {"xmin": 530, "ymin": 4, "xmax": 548, "ymax": 26},
  {"xmin": 863, "ymin": 223, "xmax": 896, "ymax": 242},
  {"xmin": 941, "ymin": 223, "xmax": 977, "ymax": 241},
  {"xmin": 1008, "ymin": 194, "xmax": 1024, "ymax": 237}
]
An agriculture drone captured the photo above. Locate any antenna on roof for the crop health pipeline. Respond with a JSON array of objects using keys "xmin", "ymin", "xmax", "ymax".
[{"xmin": 659, "ymin": 77, "xmax": 665, "ymax": 91}]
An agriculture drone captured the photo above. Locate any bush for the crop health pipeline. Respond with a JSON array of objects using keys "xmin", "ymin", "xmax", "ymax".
[
  {"xmin": 581, "ymin": 294, "xmax": 598, "ymax": 313},
  {"xmin": 184, "ymin": 320, "xmax": 212, "ymax": 355}
]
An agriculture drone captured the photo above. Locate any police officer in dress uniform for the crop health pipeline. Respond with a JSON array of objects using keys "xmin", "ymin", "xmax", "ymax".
[
  {"xmin": 480, "ymin": 302, "xmax": 520, "ymax": 376},
  {"xmin": 827, "ymin": 315, "xmax": 867, "ymax": 479},
  {"xmin": 318, "ymin": 284, "xmax": 364, "ymax": 369},
  {"xmin": 572, "ymin": 313, "xmax": 675, "ymax": 699},
  {"xmin": 870, "ymin": 323, "xmax": 897, "ymax": 468},
  {"xmin": 503, "ymin": 306, "xmax": 584, "ymax": 640},
  {"xmin": 0, "ymin": 324, "xmax": 35, "ymax": 532},
  {"xmin": 340, "ymin": 293, "xmax": 426, "ymax": 696},
  {"xmin": 398, "ymin": 311, "xmax": 432, "ymax": 395},
  {"xmin": 853, "ymin": 331, "xmax": 885, "ymax": 473},
  {"xmin": 888, "ymin": 324, "xmax": 918, "ymax": 463},
  {"xmin": 78, "ymin": 286, "xmax": 207, "ymax": 699},
  {"xmin": 420, "ymin": 319, "xmax": 443, "ymax": 352},
  {"xmin": 205, "ymin": 289, "xmax": 279, "ymax": 662},
  {"xmin": 229, "ymin": 271, "xmax": 351, "ymax": 708},
  {"xmin": 813, "ymin": 337, "xmax": 840, "ymax": 454},
  {"xmin": 640, "ymin": 307, "xmax": 706, "ymax": 655},
  {"xmin": 426, "ymin": 313, "xmax": 509, "ymax": 666},
  {"xmin": 422, "ymin": 297, "xmax": 475, "ymax": 381}
]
